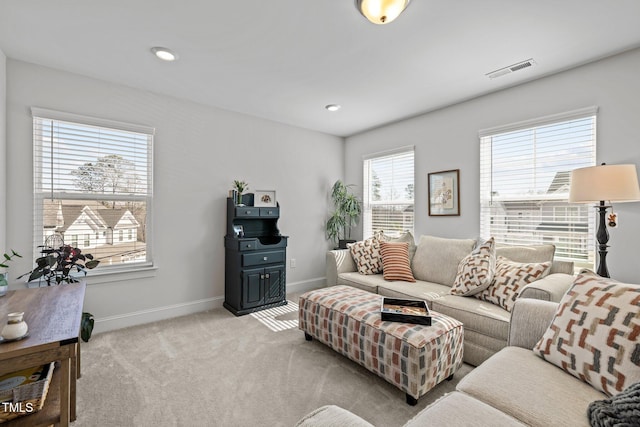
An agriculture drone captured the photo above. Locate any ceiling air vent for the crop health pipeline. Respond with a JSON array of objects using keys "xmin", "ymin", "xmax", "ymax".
[{"xmin": 486, "ymin": 58, "xmax": 536, "ymax": 79}]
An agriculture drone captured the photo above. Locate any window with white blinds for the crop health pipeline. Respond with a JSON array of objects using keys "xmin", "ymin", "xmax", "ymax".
[
  {"xmin": 32, "ymin": 107, "xmax": 154, "ymax": 271},
  {"xmin": 363, "ymin": 147, "xmax": 414, "ymax": 239},
  {"xmin": 479, "ymin": 107, "xmax": 597, "ymax": 270}
]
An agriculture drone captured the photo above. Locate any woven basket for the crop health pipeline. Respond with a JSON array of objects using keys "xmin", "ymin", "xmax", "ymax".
[{"xmin": 0, "ymin": 362, "xmax": 54, "ymax": 423}]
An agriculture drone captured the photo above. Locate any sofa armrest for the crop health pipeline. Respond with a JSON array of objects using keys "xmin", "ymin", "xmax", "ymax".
[
  {"xmin": 520, "ymin": 273, "xmax": 574, "ymax": 303},
  {"xmin": 295, "ymin": 405, "xmax": 374, "ymax": 427},
  {"xmin": 508, "ymin": 299, "xmax": 558, "ymax": 349},
  {"xmin": 325, "ymin": 249, "xmax": 356, "ymax": 286}
]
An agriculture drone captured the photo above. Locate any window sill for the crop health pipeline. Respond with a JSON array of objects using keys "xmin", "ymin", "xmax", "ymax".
[{"xmin": 83, "ymin": 264, "xmax": 158, "ymax": 285}]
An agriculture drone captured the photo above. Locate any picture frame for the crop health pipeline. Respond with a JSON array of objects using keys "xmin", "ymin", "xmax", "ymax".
[
  {"xmin": 428, "ymin": 169, "xmax": 460, "ymax": 216},
  {"xmin": 233, "ymin": 224, "xmax": 244, "ymax": 237},
  {"xmin": 254, "ymin": 190, "xmax": 277, "ymax": 207}
]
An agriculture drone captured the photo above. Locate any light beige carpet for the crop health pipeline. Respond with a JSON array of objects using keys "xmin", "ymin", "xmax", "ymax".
[{"xmin": 74, "ymin": 303, "xmax": 472, "ymax": 427}]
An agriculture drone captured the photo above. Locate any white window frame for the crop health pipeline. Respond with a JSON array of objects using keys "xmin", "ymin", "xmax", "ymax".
[
  {"xmin": 31, "ymin": 107, "xmax": 156, "ymax": 281},
  {"xmin": 479, "ymin": 107, "xmax": 597, "ymax": 269},
  {"xmin": 363, "ymin": 146, "xmax": 415, "ymax": 239}
]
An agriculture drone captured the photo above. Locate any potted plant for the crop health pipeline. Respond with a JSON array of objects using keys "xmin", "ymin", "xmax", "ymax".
[
  {"xmin": 0, "ymin": 249, "xmax": 22, "ymax": 297},
  {"xmin": 18, "ymin": 244, "xmax": 100, "ymax": 341},
  {"xmin": 326, "ymin": 180, "xmax": 362, "ymax": 249},
  {"xmin": 233, "ymin": 180, "xmax": 249, "ymax": 205}
]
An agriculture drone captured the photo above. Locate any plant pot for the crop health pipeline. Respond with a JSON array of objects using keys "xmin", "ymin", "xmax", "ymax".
[
  {"xmin": 0, "ymin": 273, "xmax": 8, "ymax": 297},
  {"xmin": 80, "ymin": 312, "xmax": 94, "ymax": 342},
  {"xmin": 338, "ymin": 239, "xmax": 356, "ymax": 249}
]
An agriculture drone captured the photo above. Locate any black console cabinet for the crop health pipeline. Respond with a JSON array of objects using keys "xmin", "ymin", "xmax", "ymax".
[{"xmin": 224, "ymin": 195, "xmax": 288, "ymax": 316}]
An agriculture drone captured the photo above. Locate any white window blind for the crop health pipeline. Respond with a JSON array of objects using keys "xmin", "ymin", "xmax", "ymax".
[
  {"xmin": 32, "ymin": 107, "xmax": 154, "ymax": 271},
  {"xmin": 479, "ymin": 108, "xmax": 597, "ymax": 270},
  {"xmin": 363, "ymin": 147, "xmax": 414, "ymax": 238}
]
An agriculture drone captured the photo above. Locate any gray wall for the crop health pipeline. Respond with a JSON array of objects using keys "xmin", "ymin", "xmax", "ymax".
[
  {"xmin": 345, "ymin": 48, "xmax": 640, "ymax": 283},
  {"xmin": 0, "ymin": 50, "xmax": 5, "ymax": 251},
  {"xmin": 4, "ymin": 59, "xmax": 343, "ymax": 332}
]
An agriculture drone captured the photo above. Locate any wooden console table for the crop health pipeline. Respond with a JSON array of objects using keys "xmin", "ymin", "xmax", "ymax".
[{"xmin": 0, "ymin": 282, "xmax": 85, "ymax": 426}]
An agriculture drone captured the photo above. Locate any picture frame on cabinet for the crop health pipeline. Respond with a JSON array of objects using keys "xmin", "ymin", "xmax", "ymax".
[{"xmin": 254, "ymin": 190, "xmax": 277, "ymax": 207}]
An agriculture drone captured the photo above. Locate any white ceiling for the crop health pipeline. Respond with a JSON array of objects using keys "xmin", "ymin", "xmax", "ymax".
[{"xmin": 1, "ymin": 1, "xmax": 640, "ymax": 137}]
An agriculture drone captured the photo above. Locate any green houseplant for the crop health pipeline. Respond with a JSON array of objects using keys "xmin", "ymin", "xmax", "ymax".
[
  {"xmin": 326, "ymin": 180, "xmax": 362, "ymax": 249},
  {"xmin": 233, "ymin": 180, "xmax": 249, "ymax": 205},
  {"xmin": 18, "ymin": 244, "xmax": 100, "ymax": 342},
  {"xmin": 0, "ymin": 249, "xmax": 22, "ymax": 296}
]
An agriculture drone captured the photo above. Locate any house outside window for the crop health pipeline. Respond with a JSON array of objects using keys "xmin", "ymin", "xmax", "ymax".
[
  {"xmin": 363, "ymin": 147, "xmax": 415, "ymax": 239},
  {"xmin": 32, "ymin": 107, "xmax": 154, "ymax": 271},
  {"xmin": 479, "ymin": 107, "xmax": 597, "ymax": 270}
]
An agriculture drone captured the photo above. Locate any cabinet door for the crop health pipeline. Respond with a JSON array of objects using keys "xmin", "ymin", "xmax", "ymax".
[
  {"xmin": 264, "ymin": 265, "xmax": 285, "ymax": 304},
  {"xmin": 242, "ymin": 268, "xmax": 265, "ymax": 309}
]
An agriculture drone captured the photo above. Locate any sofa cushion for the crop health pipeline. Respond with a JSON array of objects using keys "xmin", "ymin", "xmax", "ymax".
[
  {"xmin": 533, "ymin": 270, "xmax": 640, "ymax": 396},
  {"xmin": 380, "ymin": 241, "xmax": 415, "ymax": 282},
  {"xmin": 406, "ymin": 392, "xmax": 526, "ymax": 427},
  {"xmin": 377, "ymin": 280, "xmax": 450, "ymax": 308},
  {"xmin": 378, "ymin": 231, "xmax": 417, "ymax": 263},
  {"xmin": 336, "ymin": 272, "xmax": 379, "ymax": 293},
  {"xmin": 411, "ymin": 235, "xmax": 476, "ymax": 286},
  {"xmin": 476, "ymin": 257, "xmax": 551, "ymax": 312},
  {"xmin": 458, "ymin": 347, "xmax": 605, "ymax": 427},
  {"xmin": 348, "ymin": 238, "xmax": 382, "ymax": 275},
  {"xmin": 451, "ymin": 237, "xmax": 496, "ymax": 296},
  {"xmin": 495, "ymin": 244, "xmax": 555, "ymax": 263},
  {"xmin": 432, "ymin": 294, "xmax": 511, "ymax": 341},
  {"xmin": 294, "ymin": 405, "xmax": 374, "ymax": 427}
]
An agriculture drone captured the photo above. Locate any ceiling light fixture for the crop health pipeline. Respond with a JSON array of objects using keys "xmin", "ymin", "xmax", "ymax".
[
  {"xmin": 355, "ymin": 0, "xmax": 411, "ymax": 25},
  {"xmin": 325, "ymin": 104, "xmax": 341, "ymax": 112},
  {"xmin": 151, "ymin": 47, "xmax": 178, "ymax": 62}
]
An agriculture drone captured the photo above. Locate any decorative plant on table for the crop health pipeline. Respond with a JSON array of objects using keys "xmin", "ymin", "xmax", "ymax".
[
  {"xmin": 233, "ymin": 180, "xmax": 249, "ymax": 205},
  {"xmin": 326, "ymin": 180, "xmax": 362, "ymax": 249},
  {"xmin": 0, "ymin": 249, "xmax": 22, "ymax": 296},
  {"xmin": 18, "ymin": 244, "xmax": 100, "ymax": 342}
]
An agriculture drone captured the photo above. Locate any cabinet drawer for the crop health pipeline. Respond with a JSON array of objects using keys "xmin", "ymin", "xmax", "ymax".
[
  {"xmin": 235, "ymin": 207, "xmax": 260, "ymax": 217},
  {"xmin": 259, "ymin": 207, "xmax": 279, "ymax": 218},
  {"xmin": 236, "ymin": 239, "xmax": 258, "ymax": 251},
  {"xmin": 242, "ymin": 250, "xmax": 285, "ymax": 267}
]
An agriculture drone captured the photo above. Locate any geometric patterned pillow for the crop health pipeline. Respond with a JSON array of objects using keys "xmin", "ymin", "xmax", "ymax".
[
  {"xmin": 450, "ymin": 237, "xmax": 496, "ymax": 296},
  {"xmin": 348, "ymin": 238, "xmax": 382, "ymax": 275},
  {"xmin": 533, "ymin": 270, "xmax": 640, "ymax": 396},
  {"xmin": 379, "ymin": 241, "xmax": 416, "ymax": 282},
  {"xmin": 475, "ymin": 256, "xmax": 551, "ymax": 312}
]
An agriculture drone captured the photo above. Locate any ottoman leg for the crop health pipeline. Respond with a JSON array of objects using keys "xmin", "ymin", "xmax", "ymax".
[
  {"xmin": 304, "ymin": 332, "xmax": 313, "ymax": 341},
  {"xmin": 406, "ymin": 394, "xmax": 418, "ymax": 406}
]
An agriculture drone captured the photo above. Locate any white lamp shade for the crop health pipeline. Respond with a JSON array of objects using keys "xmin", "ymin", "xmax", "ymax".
[
  {"xmin": 569, "ymin": 164, "xmax": 640, "ymax": 203},
  {"xmin": 356, "ymin": 0, "xmax": 411, "ymax": 25}
]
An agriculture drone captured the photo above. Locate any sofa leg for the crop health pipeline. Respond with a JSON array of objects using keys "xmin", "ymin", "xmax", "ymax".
[
  {"xmin": 406, "ymin": 394, "xmax": 418, "ymax": 406},
  {"xmin": 304, "ymin": 332, "xmax": 313, "ymax": 341},
  {"xmin": 446, "ymin": 373, "xmax": 454, "ymax": 381}
]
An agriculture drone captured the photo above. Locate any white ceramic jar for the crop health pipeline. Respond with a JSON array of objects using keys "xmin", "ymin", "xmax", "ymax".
[{"xmin": 1, "ymin": 312, "xmax": 29, "ymax": 340}]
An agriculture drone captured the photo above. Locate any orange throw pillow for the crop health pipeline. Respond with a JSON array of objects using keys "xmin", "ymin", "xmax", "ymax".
[{"xmin": 380, "ymin": 241, "xmax": 416, "ymax": 282}]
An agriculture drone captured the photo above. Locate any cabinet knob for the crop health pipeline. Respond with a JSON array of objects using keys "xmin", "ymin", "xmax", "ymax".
[
  {"xmin": 245, "ymin": 210, "xmax": 251, "ymax": 214},
  {"xmin": 245, "ymin": 244, "xmax": 251, "ymax": 248},
  {"xmin": 263, "ymin": 256, "xmax": 268, "ymax": 261},
  {"xmin": 261, "ymin": 274, "xmax": 265, "ymax": 279},
  {"xmin": 265, "ymin": 273, "xmax": 270, "ymax": 279},
  {"xmin": 268, "ymin": 210, "xmax": 273, "ymax": 215}
]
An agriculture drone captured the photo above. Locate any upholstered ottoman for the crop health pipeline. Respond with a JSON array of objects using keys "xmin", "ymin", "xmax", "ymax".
[{"xmin": 298, "ymin": 285, "xmax": 464, "ymax": 404}]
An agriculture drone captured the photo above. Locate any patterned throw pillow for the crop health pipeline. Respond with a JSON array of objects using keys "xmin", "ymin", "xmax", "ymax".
[
  {"xmin": 451, "ymin": 237, "xmax": 496, "ymax": 296},
  {"xmin": 379, "ymin": 241, "xmax": 416, "ymax": 282},
  {"xmin": 534, "ymin": 271, "xmax": 640, "ymax": 396},
  {"xmin": 348, "ymin": 238, "xmax": 382, "ymax": 275},
  {"xmin": 476, "ymin": 256, "xmax": 551, "ymax": 312}
]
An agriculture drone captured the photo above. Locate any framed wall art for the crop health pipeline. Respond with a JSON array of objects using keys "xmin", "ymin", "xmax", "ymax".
[
  {"xmin": 428, "ymin": 169, "xmax": 460, "ymax": 216},
  {"xmin": 254, "ymin": 190, "xmax": 277, "ymax": 207}
]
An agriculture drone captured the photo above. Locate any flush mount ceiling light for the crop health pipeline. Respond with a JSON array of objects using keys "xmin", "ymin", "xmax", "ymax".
[
  {"xmin": 355, "ymin": 0, "xmax": 411, "ymax": 25},
  {"xmin": 151, "ymin": 47, "xmax": 178, "ymax": 61},
  {"xmin": 325, "ymin": 104, "xmax": 341, "ymax": 112}
]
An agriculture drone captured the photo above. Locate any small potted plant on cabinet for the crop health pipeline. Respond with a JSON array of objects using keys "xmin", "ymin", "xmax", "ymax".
[{"xmin": 326, "ymin": 180, "xmax": 362, "ymax": 249}]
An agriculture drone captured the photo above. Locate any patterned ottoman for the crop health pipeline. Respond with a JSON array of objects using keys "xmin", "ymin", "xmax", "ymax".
[{"xmin": 298, "ymin": 285, "xmax": 464, "ymax": 405}]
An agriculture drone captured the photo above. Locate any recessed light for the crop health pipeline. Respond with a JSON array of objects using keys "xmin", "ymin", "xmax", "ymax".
[
  {"xmin": 151, "ymin": 47, "xmax": 177, "ymax": 62},
  {"xmin": 325, "ymin": 104, "xmax": 341, "ymax": 112}
]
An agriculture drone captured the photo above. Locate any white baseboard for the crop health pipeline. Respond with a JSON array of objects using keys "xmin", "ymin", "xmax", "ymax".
[{"xmin": 93, "ymin": 277, "xmax": 326, "ymax": 334}]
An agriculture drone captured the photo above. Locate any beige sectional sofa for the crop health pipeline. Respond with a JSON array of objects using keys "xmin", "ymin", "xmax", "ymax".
[
  {"xmin": 295, "ymin": 298, "xmax": 609, "ymax": 427},
  {"xmin": 326, "ymin": 235, "xmax": 575, "ymax": 366}
]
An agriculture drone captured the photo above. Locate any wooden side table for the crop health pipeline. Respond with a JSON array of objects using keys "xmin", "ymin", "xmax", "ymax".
[{"xmin": 0, "ymin": 282, "xmax": 86, "ymax": 426}]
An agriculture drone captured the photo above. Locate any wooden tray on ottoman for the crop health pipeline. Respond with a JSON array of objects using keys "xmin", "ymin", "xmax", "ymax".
[{"xmin": 381, "ymin": 297, "xmax": 431, "ymax": 326}]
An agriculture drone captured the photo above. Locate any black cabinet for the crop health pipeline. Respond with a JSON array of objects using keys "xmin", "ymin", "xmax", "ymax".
[{"xmin": 224, "ymin": 196, "xmax": 288, "ymax": 316}]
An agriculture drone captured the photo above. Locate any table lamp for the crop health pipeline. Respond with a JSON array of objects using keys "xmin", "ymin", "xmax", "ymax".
[{"xmin": 569, "ymin": 163, "xmax": 640, "ymax": 278}]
